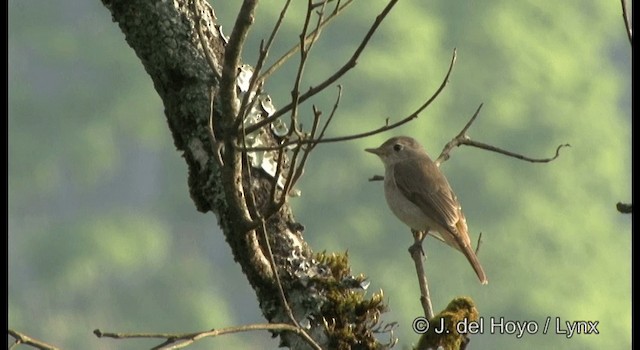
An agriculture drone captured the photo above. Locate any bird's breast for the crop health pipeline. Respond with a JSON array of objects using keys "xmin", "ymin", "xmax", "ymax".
[{"xmin": 383, "ymin": 171, "xmax": 435, "ymax": 231}]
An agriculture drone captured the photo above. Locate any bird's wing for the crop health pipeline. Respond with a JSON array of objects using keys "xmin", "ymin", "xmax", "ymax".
[{"xmin": 393, "ymin": 158, "xmax": 460, "ymax": 229}]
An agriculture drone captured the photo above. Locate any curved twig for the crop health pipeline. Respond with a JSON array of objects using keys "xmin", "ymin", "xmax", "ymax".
[
  {"xmin": 192, "ymin": 0, "xmax": 222, "ymax": 81},
  {"xmin": 258, "ymin": 0, "xmax": 355, "ymax": 83},
  {"xmin": 436, "ymin": 104, "xmax": 570, "ymax": 165},
  {"xmin": 239, "ymin": 48, "xmax": 457, "ymax": 151}
]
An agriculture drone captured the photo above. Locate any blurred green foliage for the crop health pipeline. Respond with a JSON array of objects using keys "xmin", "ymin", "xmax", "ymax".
[{"xmin": 9, "ymin": 1, "xmax": 630, "ymax": 349}]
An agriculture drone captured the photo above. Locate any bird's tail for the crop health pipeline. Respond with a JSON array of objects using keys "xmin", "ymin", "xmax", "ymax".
[{"xmin": 460, "ymin": 244, "xmax": 488, "ymax": 285}]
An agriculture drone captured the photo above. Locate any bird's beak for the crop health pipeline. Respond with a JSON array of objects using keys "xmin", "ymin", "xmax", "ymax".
[{"xmin": 365, "ymin": 147, "xmax": 384, "ymax": 156}]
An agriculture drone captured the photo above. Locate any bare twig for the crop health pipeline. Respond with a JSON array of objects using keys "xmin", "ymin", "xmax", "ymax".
[
  {"xmin": 192, "ymin": 0, "xmax": 222, "ymax": 80},
  {"xmin": 286, "ymin": 0, "xmax": 328, "ymax": 139},
  {"xmin": 474, "ymin": 232, "xmax": 483, "ymax": 256},
  {"xmin": 241, "ymin": 49, "xmax": 457, "ymax": 151},
  {"xmin": 259, "ymin": 220, "xmax": 323, "ymax": 350},
  {"xmin": 236, "ymin": 0, "xmax": 293, "ymax": 129},
  {"xmin": 270, "ymin": 145, "xmax": 289, "ymax": 203},
  {"xmin": 461, "ymin": 140, "xmax": 570, "ymax": 163},
  {"xmin": 621, "ymin": 0, "xmax": 632, "ymax": 45},
  {"xmin": 245, "ymin": 0, "xmax": 399, "ymax": 135},
  {"xmin": 267, "ymin": 86, "xmax": 341, "ymax": 207},
  {"xmin": 288, "ymin": 106, "xmax": 323, "ymax": 188},
  {"xmin": 207, "ymin": 86, "xmax": 225, "ymax": 166},
  {"xmin": 237, "ymin": 133, "xmax": 321, "ymax": 350},
  {"xmin": 8, "ymin": 330, "xmax": 61, "ymax": 350},
  {"xmin": 93, "ymin": 324, "xmax": 306, "ymax": 350},
  {"xmin": 436, "ymin": 104, "xmax": 570, "ymax": 165},
  {"xmin": 259, "ymin": 0, "xmax": 355, "ymax": 82},
  {"xmin": 408, "ymin": 231, "xmax": 434, "ymax": 320},
  {"xmin": 309, "ymin": 85, "xmax": 343, "ymax": 152},
  {"xmin": 274, "ymin": 137, "xmax": 305, "ymax": 209}
]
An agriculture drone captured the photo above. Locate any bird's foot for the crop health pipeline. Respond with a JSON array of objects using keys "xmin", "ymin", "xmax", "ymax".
[
  {"xmin": 409, "ymin": 229, "xmax": 427, "ymax": 258},
  {"xmin": 408, "ymin": 241, "xmax": 425, "ymax": 258}
]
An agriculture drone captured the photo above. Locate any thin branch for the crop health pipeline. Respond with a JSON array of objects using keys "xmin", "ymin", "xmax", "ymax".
[
  {"xmin": 207, "ymin": 86, "xmax": 224, "ymax": 166},
  {"xmin": 461, "ymin": 140, "xmax": 570, "ymax": 163},
  {"xmin": 474, "ymin": 232, "xmax": 483, "ymax": 256},
  {"xmin": 436, "ymin": 104, "xmax": 570, "ymax": 165},
  {"xmin": 266, "ymin": 84, "xmax": 341, "ymax": 207},
  {"xmin": 274, "ymin": 0, "xmax": 330, "ymax": 191},
  {"xmin": 8, "ymin": 330, "xmax": 61, "ymax": 350},
  {"xmin": 241, "ymin": 49, "xmax": 457, "ymax": 151},
  {"xmin": 94, "ymin": 324, "xmax": 306, "ymax": 350},
  {"xmin": 192, "ymin": 0, "xmax": 222, "ymax": 80},
  {"xmin": 237, "ymin": 135, "xmax": 320, "ymax": 350},
  {"xmin": 435, "ymin": 103, "xmax": 482, "ymax": 164},
  {"xmin": 274, "ymin": 137, "xmax": 304, "ymax": 209},
  {"xmin": 286, "ymin": 0, "xmax": 327, "ymax": 139},
  {"xmin": 236, "ymin": 0, "xmax": 292, "ymax": 128},
  {"xmin": 258, "ymin": 0, "xmax": 355, "ymax": 82},
  {"xmin": 270, "ymin": 145, "xmax": 289, "ymax": 203},
  {"xmin": 308, "ymin": 84, "xmax": 343, "ymax": 151},
  {"xmin": 408, "ymin": 231, "xmax": 434, "ymax": 320},
  {"xmin": 245, "ymin": 0, "xmax": 399, "ymax": 135},
  {"xmin": 259, "ymin": 220, "xmax": 323, "ymax": 350},
  {"xmin": 219, "ymin": 0, "xmax": 259, "ymax": 128},
  {"xmin": 621, "ymin": 0, "xmax": 632, "ymax": 45},
  {"xmin": 289, "ymin": 106, "xmax": 323, "ymax": 188}
]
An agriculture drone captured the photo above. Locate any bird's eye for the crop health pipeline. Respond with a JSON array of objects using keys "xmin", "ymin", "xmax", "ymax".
[{"xmin": 393, "ymin": 144, "xmax": 403, "ymax": 152}]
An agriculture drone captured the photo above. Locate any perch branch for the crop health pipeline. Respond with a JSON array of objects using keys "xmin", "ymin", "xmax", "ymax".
[{"xmin": 408, "ymin": 231, "xmax": 434, "ymax": 320}]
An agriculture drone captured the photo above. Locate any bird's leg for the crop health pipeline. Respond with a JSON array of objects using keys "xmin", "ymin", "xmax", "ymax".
[{"xmin": 409, "ymin": 229, "xmax": 427, "ymax": 258}]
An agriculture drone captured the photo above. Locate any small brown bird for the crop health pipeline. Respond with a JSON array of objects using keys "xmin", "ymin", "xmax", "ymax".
[{"xmin": 366, "ymin": 136, "xmax": 488, "ymax": 284}]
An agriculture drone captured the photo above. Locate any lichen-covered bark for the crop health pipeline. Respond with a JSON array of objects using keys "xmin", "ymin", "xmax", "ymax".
[{"xmin": 100, "ymin": 1, "xmax": 390, "ymax": 349}]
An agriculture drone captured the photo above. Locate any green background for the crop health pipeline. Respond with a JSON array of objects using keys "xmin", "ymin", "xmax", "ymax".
[{"xmin": 9, "ymin": 1, "xmax": 631, "ymax": 349}]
